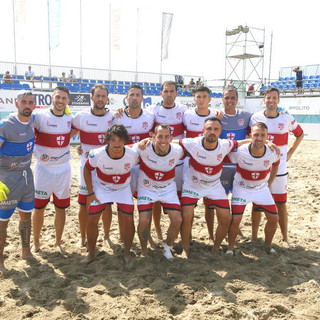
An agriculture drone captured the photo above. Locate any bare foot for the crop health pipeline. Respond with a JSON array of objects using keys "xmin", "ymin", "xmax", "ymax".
[
  {"xmin": 80, "ymin": 253, "xmax": 95, "ymax": 265},
  {"xmin": 181, "ymin": 250, "xmax": 189, "ymax": 259},
  {"xmin": 22, "ymin": 248, "xmax": 33, "ymax": 260},
  {"xmin": 104, "ymin": 237, "xmax": 115, "ymax": 248},
  {"xmin": 33, "ymin": 240, "xmax": 40, "ymax": 253},
  {"xmin": 141, "ymin": 248, "xmax": 148, "ymax": 257},
  {"xmin": 212, "ymin": 247, "xmax": 221, "ymax": 255},
  {"xmin": 148, "ymin": 236, "xmax": 157, "ymax": 249},
  {"xmin": 282, "ymin": 240, "xmax": 292, "ymax": 248},
  {"xmin": 55, "ymin": 243, "xmax": 67, "ymax": 255}
]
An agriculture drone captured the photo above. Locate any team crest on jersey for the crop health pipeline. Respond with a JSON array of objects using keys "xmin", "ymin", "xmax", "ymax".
[
  {"xmin": 205, "ymin": 167, "xmax": 213, "ymax": 174},
  {"xmin": 278, "ymin": 123, "xmax": 284, "ymax": 130},
  {"xmin": 26, "ymin": 142, "xmax": 33, "ymax": 152},
  {"xmin": 67, "ymin": 121, "xmax": 71, "ymax": 128},
  {"xmin": 227, "ymin": 132, "xmax": 235, "ymax": 140},
  {"xmin": 113, "ymin": 176, "xmax": 121, "ymax": 183},
  {"xmin": 264, "ymin": 160, "xmax": 270, "ymax": 167},
  {"xmin": 108, "ymin": 120, "xmax": 112, "ymax": 126},
  {"xmin": 291, "ymin": 120, "xmax": 295, "ymax": 125},
  {"xmin": 124, "ymin": 163, "xmax": 130, "ymax": 171},
  {"xmin": 98, "ymin": 134, "xmax": 104, "ymax": 144},
  {"xmin": 143, "ymin": 179, "xmax": 151, "ymax": 187},
  {"xmin": 131, "ymin": 135, "xmax": 140, "ymax": 143},
  {"xmin": 142, "ymin": 122, "xmax": 148, "ymax": 129},
  {"xmin": 267, "ymin": 134, "xmax": 274, "ymax": 142},
  {"xmin": 251, "ymin": 172, "xmax": 260, "ymax": 180},
  {"xmin": 238, "ymin": 119, "xmax": 244, "ymax": 126},
  {"xmin": 217, "ymin": 153, "xmax": 223, "ymax": 162},
  {"xmin": 8, "ymin": 162, "xmax": 17, "ymax": 169},
  {"xmin": 40, "ymin": 154, "xmax": 50, "ymax": 161},
  {"xmin": 56, "ymin": 136, "xmax": 65, "ymax": 146},
  {"xmin": 192, "ymin": 176, "xmax": 199, "ymax": 183},
  {"xmin": 169, "ymin": 159, "xmax": 175, "ymax": 167},
  {"xmin": 176, "ymin": 112, "xmax": 182, "ymax": 119},
  {"xmin": 154, "ymin": 172, "xmax": 164, "ymax": 180}
]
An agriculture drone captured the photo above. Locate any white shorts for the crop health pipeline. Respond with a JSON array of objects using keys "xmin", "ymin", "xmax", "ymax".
[
  {"xmin": 34, "ymin": 162, "xmax": 71, "ymax": 208},
  {"xmin": 137, "ymin": 184, "xmax": 181, "ymax": 212},
  {"xmin": 181, "ymin": 180, "xmax": 229, "ymax": 209},
  {"xmin": 231, "ymin": 183, "xmax": 277, "ymax": 215},
  {"xmin": 270, "ymin": 174, "xmax": 288, "ymax": 202},
  {"xmin": 93, "ymin": 182, "xmax": 134, "ymax": 206}
]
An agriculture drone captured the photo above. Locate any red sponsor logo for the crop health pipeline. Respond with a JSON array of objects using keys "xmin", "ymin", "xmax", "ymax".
[
  {"xmin": 169, "ymin": 159, "xmax": 175, "ymax": 167},
  {"xmin": 26, "ymin": 142, "xmax": 33, "ymax": 152},
  {"xmin": 227, "ymin": 132, "xmax": 235, "ymax": 140},
  {"xmin": 56, "ymin": 136, "xmax": 65, "ymax": 146},
  {"xmin": 154, "ymin": 172, "xmax": 164, "ymax": 180}
]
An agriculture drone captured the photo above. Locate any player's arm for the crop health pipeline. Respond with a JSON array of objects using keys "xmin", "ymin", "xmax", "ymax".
[
  {"xmin": 113, "ymin": 108, "xmax": 125, "ymax": 118},
  {"xmin": 268, "ymin": 164, "xmax": 279, "ymax": 188},
  {"xmin": 0, "ymin": 141, "xmax": 3, "ymax": 149},
  {"xmin": 83, "ymin": 162, "xmax": 99, "ymax": 210},
  {"xmin": 266, "ymin": 141, "xmax": 280, "ymax": 156},
  {"xmin": 287, "ymin": 131, "xmax": 304, "ymax": 162},
  {"xmin": 70, "ymin": 128, "xmax": 78, "ymax": 138},
  {"xmin": 213, "ymin": 109, "xmax": 224, "ymax": 119},
  {"xmin": 137, "ymin": 137, "xmax": 152, "ymax": 150}
]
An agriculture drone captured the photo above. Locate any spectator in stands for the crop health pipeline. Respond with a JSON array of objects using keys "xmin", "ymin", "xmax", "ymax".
[
  {"xmin": 196, "ymin": 77, "xmax": 203, "ymax": 86},
  {"xmin": 4, "ymin": 71, "xmax": 13, "ymax": 84},
  {"xmin": 293, "ymin": 66, "xmax": 303, "ymax": 94},
  {"xmin": 247, "ymin": 84, "xmax": 255, "ymax": 96},
  {"xmin": 259, "ymin": 83, "xmax": 265, "ymax": 96},
  {"xmin": 25, "ymin": 66, "xmax": 35, "ymax": 88},
  {"xmin": 187, "ymin": 78, "xmax": 195, "ymax": 94},
  {"xmin": 227, "ymin": 80, "xmax": 235, "ymax": 88},
  {"xmin": 176, "ymin": 75, "xmax": 184, "ymax": 89},
  {"xmin": 59, "ymin": 72, "xmax": 67, "ymax": 83},
  {"xmin": 68, "ymin": 69, "xmax": 77, "ymax": 82}
]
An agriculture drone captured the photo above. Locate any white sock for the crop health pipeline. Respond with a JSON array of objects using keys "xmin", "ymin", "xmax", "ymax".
[{"xmin": 163, "ymin": 244, "xmax": 174, "ymax": 259}]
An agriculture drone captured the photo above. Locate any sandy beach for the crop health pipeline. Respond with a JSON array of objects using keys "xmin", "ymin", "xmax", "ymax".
[{"xmin": 1, "ymin": 140, "xmax": 319, "ymax": 320}]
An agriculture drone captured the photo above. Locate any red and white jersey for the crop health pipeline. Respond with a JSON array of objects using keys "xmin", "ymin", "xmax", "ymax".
[
  {"xmin": 34, "ymin": 109, "xmax": 72, "ymax": 166},
  {"xmin": 85, "ymin": 145, "xmax": 139, "ymax": 191},
  {"xmin": 72, "ymin": 109, "xmax": 113, "ymax": 160},
  {"xmin": 132, "ymin": 142, "xmax": 184, "ymax": 192},
  {"xmin": 147, "ymin": 103, "xmax": 187, "ymax": 139},
  {"xmin": 228, "ymin": 143, "xmax": 280, "ymax": 190},
  {"xmin": 113, "ymin": 109, "xmax": 154, "ymax": 144},
  {"xmin": 180, "ymin": 137, "xmax": 237, "ymax": 189},
  {"xmin": 183, "ymin": 108, "xmax": 217, "ymax": 138},
  {"xmin": 249, "ymin": 111, "xmax": 303, "ymax": 175}
]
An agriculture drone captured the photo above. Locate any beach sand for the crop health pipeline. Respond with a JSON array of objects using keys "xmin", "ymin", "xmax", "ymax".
[{"xmin": 1, "ymin": 140, "xmax": 319, "ymax": 319}]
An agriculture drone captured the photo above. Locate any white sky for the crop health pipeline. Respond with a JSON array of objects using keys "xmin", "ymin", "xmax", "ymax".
[{"xmin": 0, "ymin": 0, "xmax": 319, "ymax": 81}]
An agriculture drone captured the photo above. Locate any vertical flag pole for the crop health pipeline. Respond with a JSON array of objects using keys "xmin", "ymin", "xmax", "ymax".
[{"xmin": 12, "ymin": 0, "xmax": 18, "ymax": 75}]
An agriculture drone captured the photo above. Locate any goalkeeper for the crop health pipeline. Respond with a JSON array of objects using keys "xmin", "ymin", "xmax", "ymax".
[{"xmin": 0, "ymin": 91, "xmax": 36, "ymax": 272}]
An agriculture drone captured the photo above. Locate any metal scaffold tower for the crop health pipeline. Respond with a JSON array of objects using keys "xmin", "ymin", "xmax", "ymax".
[{"xmin": 225, "ymin": 25, "xmax": 265, "ymax": 97}]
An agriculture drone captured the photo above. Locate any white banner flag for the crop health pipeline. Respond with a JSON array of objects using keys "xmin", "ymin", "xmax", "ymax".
[{"xmin": 161, "ymin": 13, "xmax": 173, "ymax": 61}]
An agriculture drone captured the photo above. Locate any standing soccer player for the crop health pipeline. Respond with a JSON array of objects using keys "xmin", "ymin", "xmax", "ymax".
[
  {"xmin": 72, "ymin": 84, "xmax": 114, "ymax": 247},
  {"xmin": 249, "ymin": 88, "xmax": 304, "ymax": 246},
  {"xmin": 0, "ymin": 91, "xmax": 35, "ymax": 272},
  {"xmin": 32, "ymin": 86, "xmax": 76, "ymax": 253}
]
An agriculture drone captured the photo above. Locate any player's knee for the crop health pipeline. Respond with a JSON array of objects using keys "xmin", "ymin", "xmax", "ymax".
[
  {"xmin": 171, "ymin": 213, "xmax": 182, "ymax": 227},
  {"xmin": 231, "ymin": 215, "xmax": 242, "ymax": 226},
  {"xmin": 267, "ymin": 214, "xmax": 279, "ymax": 226}
]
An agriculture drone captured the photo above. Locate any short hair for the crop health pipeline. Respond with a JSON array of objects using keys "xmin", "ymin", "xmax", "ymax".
[
  {"xmin": 154, "ymin": 123, "xmax": 172, "ymax": 136},
  {"xmin": 54, "ymin": 86, "xmax": 70, "ymax": 97},
  {"xmin": 204, "ymin": 117, "xmax": 221, "ymax": 126},
  {"xmin": 264, "ymin": 87, "xmax": 280, "ymax": 98},
  {"xmin": 223, "ymin": 87, "xmax": 238, "ymax": 98},
  {"xmin": 91, "ymin": 84, "xmax": 109, "ymax": 97},
  {"xmin": 251, "ymin": 122, "xmax": 268, "ymax": 131},
  {"xmin": 127, "ymin": 84, "xmax": 143, "ymax": 95},
  {"xmin": 104, "ymin": 124, "xmax": 130, "ymax": 143},
  {"xmin": 17, "ymin": 91, "xmax": 34, "ymax": 100},
  {"xmin": 193, "ymin": 86, "xmax": 211, "ymax": 95},
  {"xmin": 161, "ymin": 80, "xmax": 178, "ymax": 91}
]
